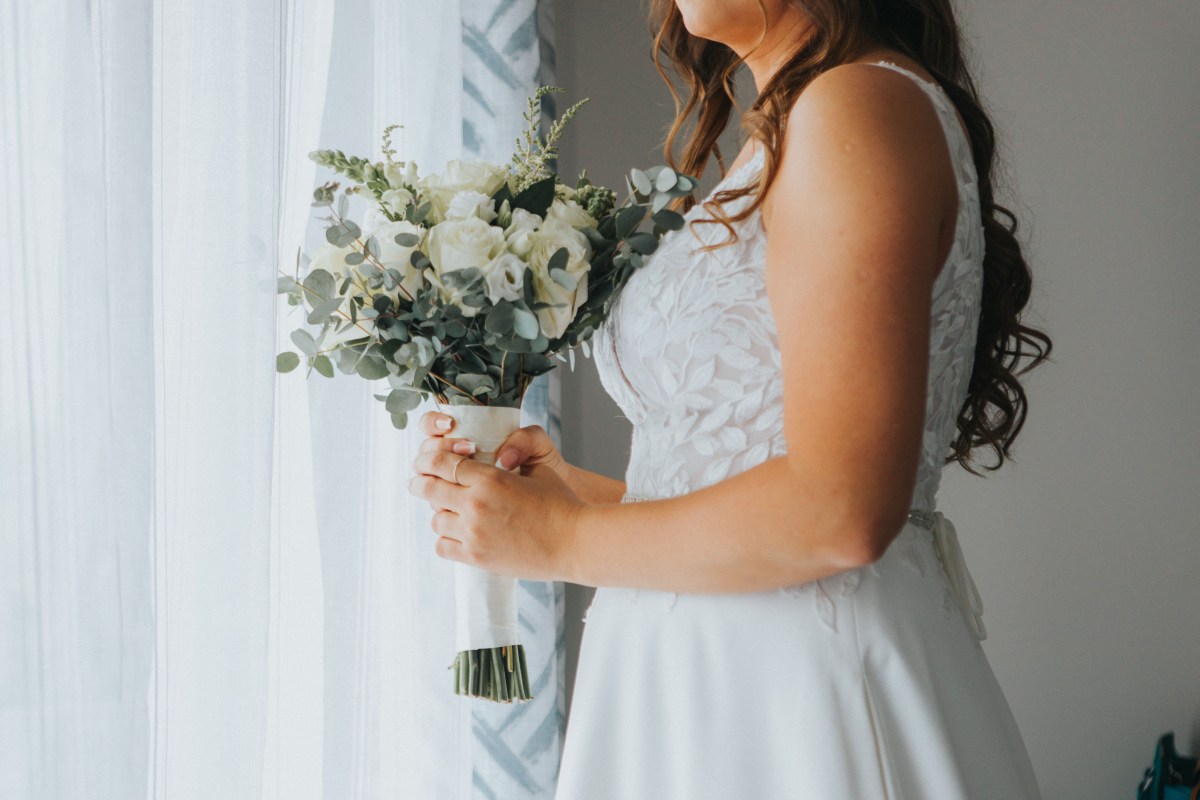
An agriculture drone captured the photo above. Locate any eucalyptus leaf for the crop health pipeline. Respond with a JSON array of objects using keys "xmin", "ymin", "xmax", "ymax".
[
  {"xmin": 356, "ymin": 356, "xmax": 389, "ymax": 380},
  {"xmin": 307, "ymin": 296, "xmax": 344, "ymax": 325},
  {"xmin": 630, "ymin": 168, "xmax": 652, "ymax": 196},
  {"xmin": 302, "ymin": 268, "xmax": 336, "ymax": 304},
  {"xmin": 625, "ymin": 232, "xmax": 659, "ymax": 255},
  {"xmin": 290, "ymin": 329, "xmax": 318, "ymax": 356},
  {"xmin": 485, "ymin": 301, "xmax": 515, "ymax": 334},
  {"xmin": 313, "ymin": 354, "xmax": 334, "ymax": 378},
  {"xmin": 513, "ymin": 307, "xmax": 540, "ymax": 340},
  {"xmin": 394, "ymin": 232, "xmax": 420, "ymax": 247},
  {"xmin": 276, "ymin": 351, "xmax": 300, "ymax": 373},
  {"xmin": 655, "ymin": 167, "xmax": 677, "ymax": 192},
  {"xmin": 386, "ymin": 388, "xmax": 423, "ymax": 414},
  {"xmin": 549, "ymin": 268, "xmax": 577, "ymax": 290},
  {"xmin": 615, "ymin": 205, "xmax": 646, "ymax": 239},
  {"xmin": 652, "ymin": 209, "xmax": 685, "ymax": 231},
  {"xmin": 546, "ymin": 247, "xmax": 569, "ymax": 274}
]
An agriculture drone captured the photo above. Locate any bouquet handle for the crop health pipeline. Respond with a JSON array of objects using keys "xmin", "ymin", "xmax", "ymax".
[{"xmin": 435, "ymin": 402, "xmax": 533, "ymax": 703}]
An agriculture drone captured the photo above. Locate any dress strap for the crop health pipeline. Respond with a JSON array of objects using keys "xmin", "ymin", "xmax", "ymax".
[{"xmin": 863, "ymin": 59, "xmax": 977, "ymax": 195}]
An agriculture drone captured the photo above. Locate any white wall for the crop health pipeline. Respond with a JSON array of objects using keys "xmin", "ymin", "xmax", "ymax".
[{"xmin": 553, "ymin": 1, "xmax": 1200, "ymax": 796}]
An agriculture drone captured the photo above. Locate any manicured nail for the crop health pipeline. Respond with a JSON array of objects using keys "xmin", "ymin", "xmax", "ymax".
[
  {"xmin": 452, "ymin": 440, "xmax": 476, "ymax": 455},
  {"xmin": 497, "ymin": 449, "xmax": 517, "ymax": 470},
  {"xmin": 436, "ymin": 417, "xmax": 453, "ymax": 430}
]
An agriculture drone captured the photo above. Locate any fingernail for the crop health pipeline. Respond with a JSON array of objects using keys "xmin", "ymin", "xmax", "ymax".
[
  {"xmin": 497, "ymin": 449, "xmax": 516, "ymax": 470},
  {"xmin": 452, "ymin": 440, "xmax": 476, "ymax": 455},
  {"xmin": 436, "ymin": 416, "xmax": 453, "ymax": 430}
]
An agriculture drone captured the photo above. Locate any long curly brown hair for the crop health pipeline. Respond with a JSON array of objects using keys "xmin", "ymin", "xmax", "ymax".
[{"xmin": 648, "ymin": 0, "xmax": 1053, "ymax": 475}]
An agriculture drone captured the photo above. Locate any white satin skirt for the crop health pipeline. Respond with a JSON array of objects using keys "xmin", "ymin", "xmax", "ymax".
[{"xmin": 554, "ymin": 517, "xmax": 1042, "ymax": 799}]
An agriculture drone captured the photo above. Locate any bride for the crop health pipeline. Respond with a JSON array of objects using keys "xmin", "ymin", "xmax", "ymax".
[{"xmin": 408, "ymin": 0, "xmax": 1052, "ymax": 796}]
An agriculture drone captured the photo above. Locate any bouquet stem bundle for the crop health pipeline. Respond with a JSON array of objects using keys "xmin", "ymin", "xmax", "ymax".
[{"xmin": 438, "ymin": 402, "xmax": 532, "ymax": 702}]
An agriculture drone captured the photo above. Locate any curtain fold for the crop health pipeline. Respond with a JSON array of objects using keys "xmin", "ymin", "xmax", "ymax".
[{"xmin": 1, "ymin": 0, "xmax": 565, "ymax": 797}]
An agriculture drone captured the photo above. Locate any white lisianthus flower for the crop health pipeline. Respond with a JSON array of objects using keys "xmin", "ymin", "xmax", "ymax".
[
  {"xmin": 385, "ymin": 160, "xmax": 419, "ymax": 190},
  {"xmin": 528, "ymin": 220, "xmax": 593, "ymax": 339},
  {"xmin": 504, "ymin": 208, "xmax": 543, "ymax": 259},
  {"xmin": 479, "ymin": 252, "xmax": 529, "ymax": 304},
  {"xmin": 544, "ymin": 197, "xmax": 598, "ymax": 231},
  {"xmin": 380, "ymin": 187, "xmax": 415, "ymax": 217},
  {"xmin": 445, "ymin": 190, "xmax": 498, "ymax": 223},
  {"xmin": 372, "ymin": 219, "xmax": 427, "ymax": 300},
  {"xmin": 419, "ymin": 159, "xmax": 509, "ymax": 223}
]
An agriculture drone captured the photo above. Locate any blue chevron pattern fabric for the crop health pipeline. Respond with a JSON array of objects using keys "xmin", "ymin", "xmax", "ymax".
[{"xmin": 459, "ymin": 2, "xmax": 567, "ymax": 797}]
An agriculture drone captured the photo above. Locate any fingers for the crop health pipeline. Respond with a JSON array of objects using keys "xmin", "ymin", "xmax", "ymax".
[
  {"xmin": 495, "ymin": 424, "xmax": 548, "ymax": 471},
  {"xmin": 431, "ymin": 508, "xmax": 464, "ymax": 541},
  {"xmin": 411, "ymin": 448, "xmax": 487, "ymax": 490},
  {"xmin": 418, "ymin": 410, "xmax": 456, "ymax": 436},
  {"xmin": 419, "ymin": 435, "xmax": 477, "ymax": 456}
]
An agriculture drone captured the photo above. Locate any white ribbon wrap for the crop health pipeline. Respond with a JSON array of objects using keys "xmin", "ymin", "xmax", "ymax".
[
  {"xmin": 929, "ymin": 511, "xmax": 988, "ymax": 641},
  {"xmin": 436, "ymin": 403, "xmax": 523, "ymax": 652}
]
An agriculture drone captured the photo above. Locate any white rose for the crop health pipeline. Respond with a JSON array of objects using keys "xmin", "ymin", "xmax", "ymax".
[
  {"xmin": 425, "ymin": 217, "xmax": 507, "ymax": 317},
  {"xmin": 554, "ymin": 181, "xmax": 578, "ymax": 201},
  {"xmin": 528, "ymin": 220, "xmax": 593, "ymax": 338},
  {"xmin": 427, "ymin": 217, "xmax": 507, "ymax": 274},
  {"xmin": 361, "ymin": 206, "xmax": 390, "ymax": 239},
  {"xmin": 419, "ymin": 159, "xmax": 509, "ymax": 222},
  {"xmin": 309, "ymin": 241, "xmax": 359, "ymax": 280},
  {"xmin": 544, "ymin": 197, "xmax": 597, "ymax": 230},
  {"xmin": 479, "ymin": 252, "xmax": 529, "ymax": 304},
  {"xmin": 529, "ymin": 220, "xmax": 592, "ymax": 275},
  {"xmin": 506, "ymin": 207, "xmax": 542, "ymax": 232},
  {"xmin": 372, "ymin": 219, "xmax": 427, "ymax": 300},
  {"xmin": 445, "ymin": 190, "xmax": 498, "ymax": 223}
]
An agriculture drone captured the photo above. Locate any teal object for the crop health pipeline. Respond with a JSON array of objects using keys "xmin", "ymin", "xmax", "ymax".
[{"xmin": 1138, "ymin": 733, "xmax": 1198, "ymax": 800}]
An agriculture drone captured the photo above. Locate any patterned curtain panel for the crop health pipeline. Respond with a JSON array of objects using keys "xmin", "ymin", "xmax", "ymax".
[{"xmin": 461, "ymin": 2, "xmax": 568, "ymax": 798}]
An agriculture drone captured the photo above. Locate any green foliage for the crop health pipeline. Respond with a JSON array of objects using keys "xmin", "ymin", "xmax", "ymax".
[{"xmin": 510, "ymin": 86, "xmax": 589, "ymax": 194}]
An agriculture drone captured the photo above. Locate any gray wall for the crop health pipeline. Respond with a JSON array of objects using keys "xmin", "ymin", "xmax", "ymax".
[{"xmin": 553, "ymin": 1, "xmax": 1200, "ymax": 796}]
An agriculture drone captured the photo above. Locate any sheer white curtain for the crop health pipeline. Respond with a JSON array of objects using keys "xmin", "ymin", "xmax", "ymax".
[{"xmin": 1, "ymin": 0, "xmax": 565, "ymax": 797}]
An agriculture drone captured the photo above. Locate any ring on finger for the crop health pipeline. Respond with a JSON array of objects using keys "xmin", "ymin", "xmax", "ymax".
[{"xmin": 452, "ymin": 454, "xmax": 466, "ymax": 485}]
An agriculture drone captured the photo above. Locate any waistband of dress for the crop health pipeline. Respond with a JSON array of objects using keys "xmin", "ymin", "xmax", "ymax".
[{"xmin": 618, "ymin": 491, "xmax": 986, "ymax": 641}]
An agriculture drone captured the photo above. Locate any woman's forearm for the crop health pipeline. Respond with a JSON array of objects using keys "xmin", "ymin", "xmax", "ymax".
[
  {"xmin": 563, "ymin": 455, "xmax": 900, "ymax": 594},
  {"xmin": 561, "ymin": 461, "xmax": 627, "ymax": 506}
]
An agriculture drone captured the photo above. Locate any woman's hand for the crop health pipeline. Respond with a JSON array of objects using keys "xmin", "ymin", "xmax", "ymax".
[{"xmin": 408, "ymin": 409, "xmax": 584, "ymax": 582}]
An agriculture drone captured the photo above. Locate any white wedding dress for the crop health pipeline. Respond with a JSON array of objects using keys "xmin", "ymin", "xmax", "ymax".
[{"xmin": 554, "ymin": 61, "xmax": 1043, "ymax": 799}]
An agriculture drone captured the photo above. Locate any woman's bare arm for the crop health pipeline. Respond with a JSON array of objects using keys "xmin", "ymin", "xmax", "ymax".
[{"xmin": 561, "ymin": 461, "xmax": 627, "ymax": 506}]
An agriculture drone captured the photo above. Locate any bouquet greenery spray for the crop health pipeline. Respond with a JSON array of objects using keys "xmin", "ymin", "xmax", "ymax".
[{"xmin": 277, "ymin": 86, "xmax": 697, "ymax": 703}]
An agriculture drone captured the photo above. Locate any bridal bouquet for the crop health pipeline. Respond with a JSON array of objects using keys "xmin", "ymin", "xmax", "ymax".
[{"xmin": 276, "ymin": 86, "xmax": 696, "ymax": 703}]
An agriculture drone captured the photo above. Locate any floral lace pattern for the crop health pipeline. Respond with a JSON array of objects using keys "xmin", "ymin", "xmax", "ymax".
[{"xmin": 590, "ymin": 61, "xmax": 986, "ymax": 628}]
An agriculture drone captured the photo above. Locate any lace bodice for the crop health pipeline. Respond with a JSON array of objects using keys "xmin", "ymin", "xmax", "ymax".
[{"xmin": 593, "ymin": 60, "xmax": 985, "ymax": 514}]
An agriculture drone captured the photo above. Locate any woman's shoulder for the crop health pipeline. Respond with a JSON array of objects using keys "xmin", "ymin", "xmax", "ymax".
[{"xmin": 763, "ymin": 55, "xmax": 958, "ymax": 233}]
